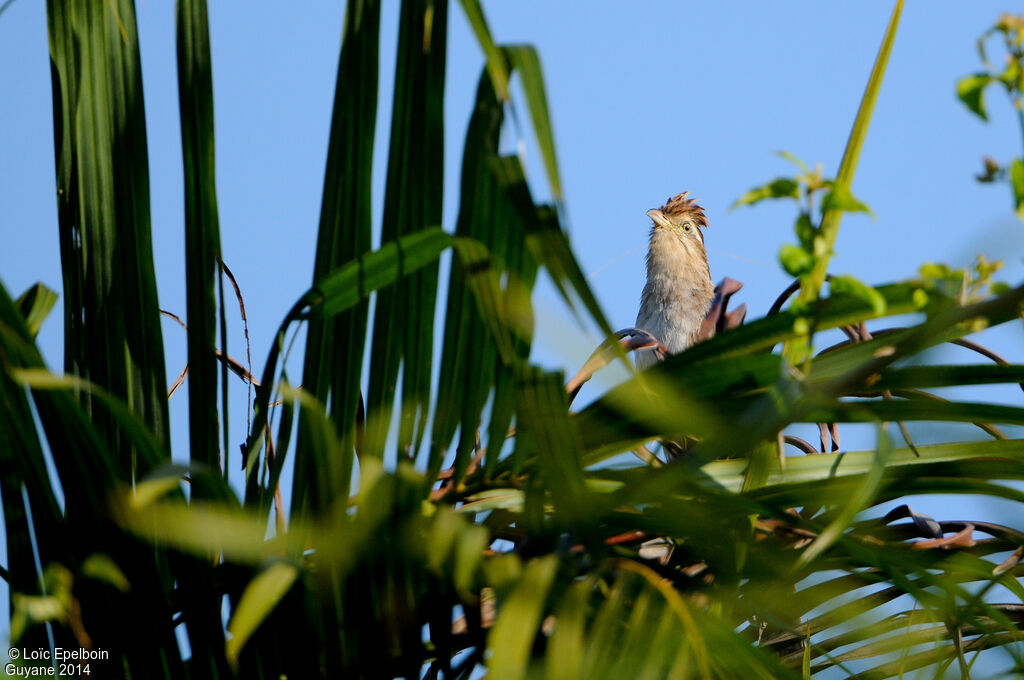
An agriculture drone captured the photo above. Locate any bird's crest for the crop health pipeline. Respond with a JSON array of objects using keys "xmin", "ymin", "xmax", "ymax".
[{"xmin": 657, "ymin": 191, "xmax": 708, "ymax": 229}]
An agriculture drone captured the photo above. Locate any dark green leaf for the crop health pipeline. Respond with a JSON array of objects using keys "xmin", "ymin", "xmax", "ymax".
[
  {"xmin": 292, "ymin": 0, "xmax": 380, "ymax": 514},
  {"xmin": 47, "ymin": 0, "xmax": 170, "ymax": 469},
  {"xmin": 957, "ymin": 72, "xmax": 992, "ymax": 121},
  {"xmin": 307, "ymin": 229, "xmax": 454, "ymax": 321},
  {"xmin": 806, "ymin": 398, "xmax": 1024, "ymax": 428},
  {"xmin": 523, "ymin": 204, "xmax": 616, "ymax": 339},
  {"xmin": 177, "ymin": 4, "xmax": 233, "ymax": 669},
  {"xmin": 451, "ymin": 238, "xmax": 518, "ymax": 365},
  {"xmin": 514, "ymin": 367, "xmax": 586, "ymax": 516},
  {"xmin": 868, "ymin": 364, "xmax": 1024, "ymax": 391},
  {"xmin": 29, "ymin": 7, "xmax": 196, "ymax": 669},
  {"xmin": 430, "ymin": 69, "xmax": 544, "ymax": 482},
  {"xmin": 0, "ymin": 284, "xmax": 63, "ymax": 657},
  {"xmin": 365, "ymin": 0, "xmax": 448, "ymax": 462},
  {"xmin": 505, "ymin": 45, "xmax": 563, "ymax": 200},
  {"xmin": 0, "ymin": 280, "xmax": 182, "ymax": 672},
  {"xmin": 248, "ymin": 229, "xmax": 453, "ymax": 483},
  {"xmin": 428, "ymin": 96, "xmax": 502, "ymax": 476},
  {"xmin": 574, "ymin": 353, "xmax": 781, "ymax": 463},
  {"xmin": 178, "ymin": 0, "xmax": 225, "ymax": 478}
]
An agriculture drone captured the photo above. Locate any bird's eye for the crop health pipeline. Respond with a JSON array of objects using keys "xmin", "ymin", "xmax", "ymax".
[{"xmin": 682, "ymin": 223, "xmax": 692, "ymax": 231}]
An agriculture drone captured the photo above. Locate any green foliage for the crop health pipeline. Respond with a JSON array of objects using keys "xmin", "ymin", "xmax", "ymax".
[
  {"xmin": 958, "ymin": 12, "xmax": 1024, "ymax": 218},
  {"xmin": 819, "ymin": 182, "xmax": 875, "ymax": 218},
  {"xmin": 734, "ymin": 147, "xmax": 880, "ymax": 363},
  {"xmin": 14, "ymin": 283, "xmax": 57, "ymax": 339},
  {"xmin": 828, "ymin": 275, "xmax": 886, "ymax": 316},
  {"xmin": 225, "ymin": 562, "xmax": 298, "ymax": 668},
  {"xmin": 295, "ymin": 0, "xmax": 379, "ymax": 521},
  {"xmin": 779, "ymin": 244, "xmax": 814, "ymax": 277},
  {"xmin": 917, "ymin": 254, "xmax": 1005, "ymax": 304},
  {"xmin": 731, "ymin": 177, "xmax": 801, "ymax": 207},
  {"xmin": 806, "ymin": 0, "xmax": 902, "ymax": 305},
  {"xmin": 1013, "ymin": 157, "xmax": 1024, "ymax": 218},
  {"xmin": 958, "ymin": 72, "xmax": 992, "ymax": 120},
  {"xmin": 4, "ymin": 1, "xmax": 1024, "ymax": 679}
]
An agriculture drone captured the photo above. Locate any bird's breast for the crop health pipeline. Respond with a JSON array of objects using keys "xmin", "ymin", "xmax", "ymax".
[
  {"xmin": 635, "ymin": 226, "xmax": 714, "ymax": 360},
  {"xmin": 636, "ymin": 287, "xmax": 709, "ymax": 354}
]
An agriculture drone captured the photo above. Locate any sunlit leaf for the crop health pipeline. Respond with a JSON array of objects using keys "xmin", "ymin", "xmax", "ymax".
[
  {"xmin": 453, "ymin": 521, "xmax": 489, "ymax": 595},
  {"xmin": 802, "ymin": 0, "xmax": 903, "ymax": 305},
  {"xmin": 458, "ymin": 0, "xmax": 510, "ymax": 101},
  {"xmin": 81, "ymin": 554, "xmax": 131, "ymax": 593},
  {"xmin": 829, "ymin": 275, "xmax": 886, "ymax": 315},
  {"xmin": 732, "ymin": 177, "xmax": 800, "ymax": 208},
  {"xmin": 776, "ymin": 150, "xmax": 811, "ymax": 173},
  {"xmin": 14, "ymin": 284, "xmax": 58, "ymax": 339},
  {"xmin": 819, "ymin": 183, "xmax": 875, "ymax": 219},
  {"xmin": 1011, "ymin": 157, "xmax": 1024, "ymax": 219},
  {"xmin": 487, "ymin": 556, "xmax": 559, "ymax": 680},
  {"xmin": 701, "ymin": 438, "xmax": 1024, "ymax": 494},
  {"xmin": 545, "ymin": 578, "xmax": 589, "ymax": 680},
  {"xmin": 779, "ymin": 244, "xmax": 814, "ymax": 277},
  {"xmin": 226, "ymin": 562, "xmax": 299, "ymax": 668},
  {"xmin": 505, "ymin": 45, "xmax": 563, "ymax": 200}
]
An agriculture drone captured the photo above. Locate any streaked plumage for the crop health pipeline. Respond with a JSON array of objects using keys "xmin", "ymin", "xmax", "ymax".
[{"xmin": 634, "ymin": 191, "xmax": 714, "ymax": 370}]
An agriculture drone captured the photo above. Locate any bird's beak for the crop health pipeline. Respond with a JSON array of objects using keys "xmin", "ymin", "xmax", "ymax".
[{"xmin": 646, "ymin": 208, "xmax": 671, "ymax": 229}]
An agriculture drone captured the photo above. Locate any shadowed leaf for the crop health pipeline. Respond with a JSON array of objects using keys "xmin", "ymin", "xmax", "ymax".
[{"xmin": 957, "ymin": 72, "xmax": 992, "ymax": 120}]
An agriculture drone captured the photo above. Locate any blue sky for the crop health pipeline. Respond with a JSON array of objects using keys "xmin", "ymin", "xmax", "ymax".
[{"xmin": 2, "ymin": 0, "xmax": 1024, "ymax": 663}]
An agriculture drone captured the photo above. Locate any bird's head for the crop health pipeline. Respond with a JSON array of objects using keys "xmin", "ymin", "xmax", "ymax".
[{"xmin": 646, "ymin": 191, "xmax": 708, "ymax": 244}]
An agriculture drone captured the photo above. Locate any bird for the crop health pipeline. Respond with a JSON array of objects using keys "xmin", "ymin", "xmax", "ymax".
[{"xmin": 634, "ymin": 191, "xmax": 715, "ymax": 371}]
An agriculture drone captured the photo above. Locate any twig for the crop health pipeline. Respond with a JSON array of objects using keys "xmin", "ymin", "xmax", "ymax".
[
  {"xmin": 631, "ymin": 444, "xmax": 663, "ymax": 467},
  {"xmin": 220, "ymin": 260, "xmax": 255, "ymax": 435},
  {"xmin": 784, "ymin": 435, "xmax": 818, "ymax": 455},
  {"xmin": 161, "ymin": 310, "xmax": 261, "ymax": 399}
]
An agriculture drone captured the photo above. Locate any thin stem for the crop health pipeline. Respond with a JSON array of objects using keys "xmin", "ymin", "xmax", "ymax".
[{"xmin": 1015, "ymin": 100, "xmax": 1024, "ymax": 159}]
